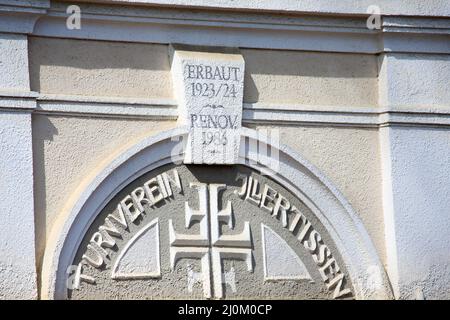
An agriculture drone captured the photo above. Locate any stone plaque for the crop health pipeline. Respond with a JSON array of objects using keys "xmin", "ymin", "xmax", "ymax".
[
  {"xmin": 171, "ymin": 48, "xmax": 245, "ymax": 165},
  {"xmin": 68, "ymin": 165, "xmax": 353, "ymax": 299}
]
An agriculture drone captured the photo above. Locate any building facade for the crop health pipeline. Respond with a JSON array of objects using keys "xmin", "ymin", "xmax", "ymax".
[{"xmin": 0, "ymin": 0, "xmax": 449, "ymax": 300}]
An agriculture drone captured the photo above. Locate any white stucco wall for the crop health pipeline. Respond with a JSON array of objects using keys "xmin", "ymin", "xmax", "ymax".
[
  {"xmin": 0, "ymin": 33, "xmax": 37, "ymax": 299},
  {"xmin": 381, "ymin": 126, "xmax": 450, "ymax": 299},
  {"xmin": 0, "ymin": 34, "xmax": 30, "ymax": 91},
  {"xmin": 379, "ymin": 54, "xmax": 450, "ymax": 110},
  {"xmin": 379, "ymin": 53, "xmax": 450, "ymax": 299},
  {"xmin": 0, "ymin": 112, "xmax": 37, "ymax": 299}
]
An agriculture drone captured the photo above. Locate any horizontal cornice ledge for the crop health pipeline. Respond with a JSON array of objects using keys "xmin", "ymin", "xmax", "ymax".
[
  {"xmin": 0, "ymin": 0, "xmax": 49, "ymax": 34},
  {"xmin": 35, "ymin": 94, "xmax": 177, "ymax": 119},
  {"xmin": 30, "ymin": 2, "xmax": 450, "ymax": 54},
  {"xmin": 58, "ymin": 0, "xmax": 450, "ymax": 17},
  {"xmin": 30, "ymin": 94, "xmax": 450, "ymax": 127},
  {"xmin": 0, "ymin": 91, "xmax": 38, "ymax": 111}
]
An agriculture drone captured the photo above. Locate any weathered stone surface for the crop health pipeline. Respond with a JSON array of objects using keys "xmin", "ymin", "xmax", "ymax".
[
  {"xmin": 68, "ymin": 165, "xmax": 352, "ymax": 299},
  {"xmin": 171, "ymin": 48, "xmax": 245, "ymax": 164}
]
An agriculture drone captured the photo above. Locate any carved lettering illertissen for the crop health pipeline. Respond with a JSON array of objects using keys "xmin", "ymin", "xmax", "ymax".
[{"xmin": 236, "ymin": 175, "xmax": 352, "ymax": 299}]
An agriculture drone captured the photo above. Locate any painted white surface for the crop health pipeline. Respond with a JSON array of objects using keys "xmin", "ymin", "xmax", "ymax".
[
  {"xmin": 0, "ymin": 31, "xmax": 37, "ymax": 299},
  {"xmin": 75, "ymin": 0, "xmax": 450, "ymax": 16},
  {"xmin": 0, "ymin": 112, "xmax": 37, "ymax": 299},
  {"xmin": 379, "ymin": 54, "xmax": 450, "ymax": 109},
  {"xmin": 379, "ymin": 52, "xmax": 450, "ymax": 299},
  {"xmin": 381, "ymin": 126, "xmax": 450, "ymax": 299},
  {"xmin": 33, "ymin": 14, "xmax": 380, "ymax": 54},
  {"xmin": 0, "ymin": 0, "xmax": 48, "ymax": 9},
  {"xmin": 0, "ymin": 33, "xmax": 30, "ymax": 92}
]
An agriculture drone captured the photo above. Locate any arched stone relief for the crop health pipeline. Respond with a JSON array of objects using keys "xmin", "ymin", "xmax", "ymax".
[{"xmin": 41, "ymin": 128, "xmax": 393, "ymax": 300}]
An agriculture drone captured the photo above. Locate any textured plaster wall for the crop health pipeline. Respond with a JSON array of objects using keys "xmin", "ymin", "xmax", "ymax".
[
  {"xmin": 28, "ymin": 37, "xmax": 173, "ymax": 100},
  {"xmin": 32, "ymin": 115, "xmax": 176, "ymax": 272},
  {"xmin": 242, "ymin": 49, "xmax": 378, "ymax": 107},
  {"xmin": 381, "ymin": 126, "xmax": 450, "ymax": 299},
  {"xmin": 28, "ymin": 37, "xmax": 378, "ymax": 108},
  {"xmin": 379, "ymin": 53, "xmax": 450, "ymax": 109},
  {"xmin": 378, "ymin": 52, "xmax": 450, "ymax": 299},
  {"xmin": 0, "ymin": 33, "xmax": 30, "ymax": 91},
  {"xmin": 0, "ymin": 32, "xmax": 37, "ymax": 299},
  {"xmin": 251, "ymin": 124, "xmax": 386, "ymax": 264},
  {"xmin": 0, "ymin": 112, "xmax": 37, "ymax": 299}
]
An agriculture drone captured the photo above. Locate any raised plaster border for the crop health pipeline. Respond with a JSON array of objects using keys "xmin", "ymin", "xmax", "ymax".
[{"xmin": 29, "ymin": 95, "xmax": 450, "ymax": 127}]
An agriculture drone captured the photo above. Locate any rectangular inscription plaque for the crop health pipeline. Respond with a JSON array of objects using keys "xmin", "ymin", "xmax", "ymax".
[{"xmin": 171, "ymin": 48, "xmax": 245, "ymax": 164}]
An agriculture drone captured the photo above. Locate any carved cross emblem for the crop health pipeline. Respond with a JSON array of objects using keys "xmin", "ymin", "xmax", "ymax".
[{"xmin": 169, "ymin": 182, "xmax": 253, "ymax": 298}]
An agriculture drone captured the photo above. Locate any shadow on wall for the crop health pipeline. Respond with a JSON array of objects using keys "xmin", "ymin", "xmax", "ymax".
[
  {"xmin": 27, "ymin": 37, "xmax": 379, "ymax": 106},
  {"xmin": 28, "ymin": 37, "xmax": 173, "ymax": 98},
  {"xmin": 242, "ymin": 49, "xmax": 376, "ymax": 78},
  {"xmin": 28, "ymin": 36, "xmax": 170, "ymax": 71},
  {"xmin": 240, "ymin": 49, "xmax": 378, "ymax": 105},
  {"xmin": 32, "ymin": 114, "xmax": 58, "ymax": 296}
]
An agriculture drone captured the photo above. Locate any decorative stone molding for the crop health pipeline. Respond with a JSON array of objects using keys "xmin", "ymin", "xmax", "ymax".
[
  {"xmin": 41, "ymin": 127, "xmax": 393, "ymax": 300},
  {"xmin": 29, "ymin": 1, "xmax": 450, "ymax": 54},
  {"xmin": 0, "ymin": 0, "xmax": 49, "ymax": 34},
  {"xmin": 69, "ymin": 0, "xmax": 450, "ymax": 17},
  {"xmin": 32, "ymin": 94, "xmax": 450, "ymax": 128},
  {"xmin": 170, "ymin": 46, "xmax": 245, "ymax": 164}
]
